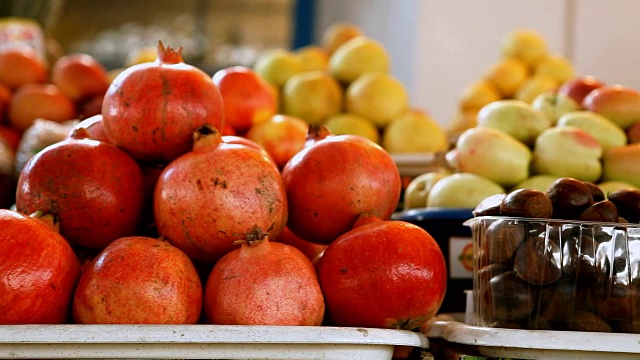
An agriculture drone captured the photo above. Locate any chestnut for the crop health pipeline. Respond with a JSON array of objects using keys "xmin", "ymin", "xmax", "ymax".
[
  {"xmin": 546, "ymin": 177, "xmax": 594, "ymax": 220},
  {"xmin": 513, "ymin": 233, "xmax": 562, "ymax": 285},
  {"xmin": 500, "ymin": 188, "xmax": 553, "ymax": 219},
  {"xmin": 487, "ymin": 271, "xmax": 536, "ymax": 322},
  {"xmin": 483, "ymin": 219, "xmax": 526, "ymax": 264}
]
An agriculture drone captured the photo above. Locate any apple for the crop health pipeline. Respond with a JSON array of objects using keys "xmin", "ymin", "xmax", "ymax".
[
  {"xmin": 382, "ymin": 109, "xmax": 448, "ymax": 153},
  {"xmin": 583, "ymin": 85, "xmax": 640, "ymax": 129},
  {"xmin": 531, "ymin": 91, "xmax": 580, "ymax": 125},
  {"xmin": 427, "ymin": 172, "xmax": 505, "ymax": 209},
  {"xmin": 556, "ymin": 111, "xmax": 627, "ymax": 151},
  {"xmin": 532, "ymin": 126, "xmax": 603, "ymax": 183},
  {"xmin": 500, "ymin": 29, "xmax": 549, "ymax": 67},
  {"xmin": 598, "ymin": 180, "xmax": 638, "ymax": 197},
  {"xmin": 476, "ymin": 99, "xmax": 551, "ymax": 146},
  {"xmin": 515, "ymin": 74, "xmax": 558, "ymax": 104},
  {"xmin": 345, "ymin": 72, "xmax": 408, "ymax": 128},
  {"xmin": 453, "ymin": 127, "xmax": 532, "ymax": 188},
  {"xmin": 557, "ymin": 75, "xmax": 605, "ymax": 107},
  {"xmin": 213, "ymin": 66, "xmax": 277, "ymax": 134},
  {"xmin": 602, "ymin": 144, "xmax": 640, "ymax": 188},
  {"xmin": 459, "ymin": 79, "xmax": 501, "ymax": 112},
  {"xmin": 484, "ymin": 57, "xmax": 529, "ymax": 98},
  {"xmin": 534, "ymin": 54, "xmax": 575, "ymax": 85},
  {"xmin": 513, "ymin": 174, "xmax": 561, "ymax": 193},
  {"xmin": 253, "ymin": 49, "xmax": 304, "ymax": 88},
  {"xmin": 324, "ymin": 113, "xmax": 380, "ymax": 143},
  {"xmin": 282, "ymin": 70, "xmax": 343, "ymax": 125},
  {"xmin": 403, "ymin": 170, "xmax": 451, "ymax": 210},
  {"xmin": 245, "ymin": 114, "xmax": 309, "ymax": 169},
  {"xmin": 328, "ymin": 36, "xmax": 390, "ymax": 84}
]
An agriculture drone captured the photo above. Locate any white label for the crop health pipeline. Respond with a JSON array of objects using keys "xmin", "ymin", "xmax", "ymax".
[{"xmin": 449, "ymin": 236, "xmax": 474, "ymax": 279}]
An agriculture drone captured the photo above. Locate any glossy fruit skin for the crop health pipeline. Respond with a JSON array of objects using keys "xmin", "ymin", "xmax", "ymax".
[
  {"xmin": 0, "ymin": 209, "xmax": 80, "ymax": 324},
  {"xmin": 204, "ymin": 236, "xmax": 325, "ymax": 325},
  {"xmin": 281, "ymin": 127, "xmax": 401, "ymax": 244},
  {"xmin": 102, "ymin": 43, "xmax": 225, "ymax": 163},
  {"xmin": 15, "ymin": 134, "xmax": 145, "ymax": 249},
  {"xmin": 318, "ymin": 219, "xmax": 447, "ymax": 330},
  {"xmin": 73, "ymin": 236, "xmax": 202, "ymax": 324},
  {"xmin": 212, "ymin": 66, "xmax": 277, "ymax": 134},
  {"xmin": 154, "ymin": 125, "xmax": 288, "ymax": 265}
]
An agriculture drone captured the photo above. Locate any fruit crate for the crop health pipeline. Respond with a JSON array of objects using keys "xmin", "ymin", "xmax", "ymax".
[{"xmin": 0, "ymin": 324, "xmax": 429, "ymax": 359}]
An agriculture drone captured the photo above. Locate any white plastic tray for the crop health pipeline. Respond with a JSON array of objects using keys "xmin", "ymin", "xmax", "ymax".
[
  {"xmin": 391, "ymin": 153, "xmax": 444, "ymax": 177},
  {"xmin": 424, "ymin": 319, "xmax": 640, "ymax": 359},
  {"xmin": 0, "ymin": 324, "xmax": 429, "ymax": 359}
]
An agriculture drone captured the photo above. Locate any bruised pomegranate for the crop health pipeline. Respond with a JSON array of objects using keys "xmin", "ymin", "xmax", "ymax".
[
  {"xmin": 154, "ymin": 125, "xmax": 287, "ymax": 264},
  {"xmin": 15, "ymin": 128, "xmax": 145, "ymax": 249},
  {"xmin": 281, "ymin": 125, "xmax": 401, "ymax": 244},
  {"xmin": 73, "ymin": 236, "xmax": 202, "ymax": 324},
  {"xmin": 318, "ymin": 214, "xmax": 447, "ymax": 330},
  {"xmin": 102, "ymin": 41, "xmax": 224, "ymax": 163},
  {"xmin": 0, "ymin": 209, "xmax": 80, "ymax": 324},
  {"xmin": 204, "ymin": 228, "xmax": 324, "ymax": 325}
]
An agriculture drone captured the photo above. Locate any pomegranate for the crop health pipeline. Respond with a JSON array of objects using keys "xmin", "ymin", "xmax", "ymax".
[
  {"xmin": 222, "ymin": 134, "xmax": 277, "ymax": 169},
  {"xmin": 204, "ymin": 228, "xmax": 324, "ymax": 325},
  {"xmin": 67, "ymin": 114, "xmax": 109, "ymax": 142},
  {"xmin": 281, "ymin": 124, "xmax": 401, "ymax": 244},
  {"xmin": 15, "ymin": 128, "xmax": 145, "ymax": 249},
  {"xmin": 318, "ymin": 214, "xmax": 447, "ymax": 330},
  {"xmin": 212, "ymin": 66, "xmax": 277, "ymax": 134},
  {"xmin": 73, "ymin": 236, "xmax": 202, "ymax": 324},
  {"xmin": 0, "ymin": 46, "xmax": 47, "ymax": 89},
  {"xmin": 273, "ymin": 226, "xmax": 328, "ymax": 262},
  {"xmin": 154, "ymin": 125, "xmax": 287, "ymax": 264},
  {"xmin": 102, "ymin": 41, "xmax": 224, "ymax": 163},
  {"xmin": 0, "ymin": 209, "xmax": 80, "ymax": 324}
]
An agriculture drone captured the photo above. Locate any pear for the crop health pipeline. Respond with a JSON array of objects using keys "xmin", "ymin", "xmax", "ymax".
[
  {"xmin": 329, "ymin": 36, "xmax": 390, "ymax": 84},
  {"xmin": 324, "ymin": 113, "xmax": 380, "ymax": 143},
  {"xmin": 382, "ymin": 110, "xmax": 448, "ymax": 153},
  {"xmin": 254, "ymin": 49, "xmax": 303, "ymax": 88},
  {"xmin": 322, "ymin": 22, "xmax": 363, "ymax": 55},
  {"xmin": 427, "ymin": 173, "xmax": 505, "ymax": 209},
  {"xmin": 477, "ymin": 99, "xmax": 551, "ymax": 146},
  {"xmin": 282, "ymin": 71, "xmax": 343, "ymax": 125},
  {"xmin": 294, "ymin": 45, "xmax": 329, "ymax": 72},
  {"xmin": 346, "ymin": 72, "xmax": 408, "ymax": 128},
  {"xmin": 484, "ymin": 57, "xmax": 529, "ymax": 98},
  {"xmin": 556, "ymin": 111, "xmax": 627, "ymax": 151},
  {"xmin": 459, "ymin": 79, "xmax": 502, "ymax": 112},
  {"xmin": 500, "ymin": 29, "xmax": 549, "ymax": 67},
  {"xmin": 404, "ymin": 170, "xmax": 452, "ymax": 210}
]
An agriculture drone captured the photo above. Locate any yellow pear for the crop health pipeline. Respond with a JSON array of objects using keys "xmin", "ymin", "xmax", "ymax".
[
  {"xmin": 484, "ymin": 57, "xmax": 530, "ymax": 97},
  {"xmin": 515, "ymin": 74, "xmax": 558, "ymax": 104},
  {"xmin": 324, "ymin": 113, "xmax": 380, "ymax": 143},
  {"xmin": 534, "ymin": 54, "xmax": 576, "ymax": 85},
  {"xmin": 459, "ymin": 79, "xmax": 502, "ymax": 112},
  {"xmin": 282, "ymin": 70, "xmax": 344, "ymax": 125},
  {"xmin": 382, "ymin": 109, "xmax": 448, "ymax": 154},
  {"xmin": 329, "ymin": 36, "xmax": 390, "ymax": 84},
  {"xmin": 253, "ymin": 49, "xmax": 304, "ymax": 88},
  {"xmin": 294, "ymin": 45, "xmax": 329, "ymax": 72},
  {"xmin": 501, "ymin": 29, "xmax": 549, "ymax": 67},
  {"xmin": 346, "ymin": 72, "xmax": 408, "ymax": 128},
  {"xmin": 125, "ymin": 46, "xmax": 157, "ymax": 67},
  {"xmin": 322, "ymin": 22, "xmax": 363, "ymax": 55}
]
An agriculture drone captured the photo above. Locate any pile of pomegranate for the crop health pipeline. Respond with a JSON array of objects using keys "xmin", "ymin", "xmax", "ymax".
[{"xmin": 0, "ymin": 42, "xmax": 447, "ymax": 333}]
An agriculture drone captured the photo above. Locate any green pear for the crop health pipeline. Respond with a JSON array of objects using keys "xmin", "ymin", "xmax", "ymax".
[
  {"xmin": 477, "ymin": 99, "xmax": 551, "ymax": 146},
  {"xmin": 512, "ymin": 175, "xmax": 561, "ymax": 193},
  {"xmin": 403, "ymin": 170, "xmax": 451, "ymax": 210},
  {"xmin": 454, "ymin": 127, "xmax": 532, "ymax": 188},
  {"xmin": 556, "ymin": 111, "xmax": 627, "ymax": 151},
  {"xmin": 427, "ymin": 173, "xmax": 505, "ymax": 209}
]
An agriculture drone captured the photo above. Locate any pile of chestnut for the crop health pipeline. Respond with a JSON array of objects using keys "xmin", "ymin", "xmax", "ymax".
[{"xmin": 470, "ymin": 177, "xmax": 640, "ymax": 333}]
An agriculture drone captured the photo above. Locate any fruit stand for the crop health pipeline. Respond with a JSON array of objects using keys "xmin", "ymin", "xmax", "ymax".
[{"xmin": 4, "ymin": 2, "xmax": 640, "ymax": 359}]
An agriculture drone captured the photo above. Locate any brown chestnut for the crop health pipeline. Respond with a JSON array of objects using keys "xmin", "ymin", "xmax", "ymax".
[
  {"xmin": 483, "ymin": 219, "xmax": 526, "ymax": 264},
  {"xmin": 473, "ymin": 193, "xmax": 506, "ymax": 217},
  {"xmin": 513, "ymin": 233, "xmax": 562, "ymax": 285},
  {"xmin": 566, "ymin": 310, "xmax": 612, "ymax": 332},
  {"xmin": 487, "ymin": 271, "xmax": 536, "ymax": 322},
  {"xmin": 500, "ymin": 188, "xmax": 553, "ymax": 219},
  {"xmin": 583, "ymin": 181, "xmax": 606, "ymax": 203},
  {"xmin": 579, "ymin": 200, "xmax": 619, "ymax": 223},
  {"xmin": 608, "ymin": 189, "xmax": 640, "ymax": 223},
  {"xmin": 546, "ymin": 177, "xmax": 595, "ymax": 220}
]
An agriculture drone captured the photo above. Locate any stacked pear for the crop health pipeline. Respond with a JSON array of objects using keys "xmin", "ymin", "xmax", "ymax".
[{"xmin": 252, "ymin": 22, "xmax": 448, "ymax": 156}]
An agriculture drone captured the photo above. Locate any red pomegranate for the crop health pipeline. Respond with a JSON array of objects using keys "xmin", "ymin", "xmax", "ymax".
[
  {"xmin": 102, "ymin": 41, "xmax": 224, "ymax": 163},
  {"xmin": 222, "ymin": 134, "xmax": 278, "ymax": 169},
  {"xmin": 73, "ymin": 236, "xmax": 202, "ymax": 324},
  {"xmin": 318, "ymin": 214, "xmax": 447, "ymax": 330},
  {"xmin": 67, "ymin": 114, "xmax": 109, "ymax": 142},
  {"xmin": 281, "ymin": 125, "xmax": 401, "ymax": 244},
  {"xmin": 154, "ymin": 125, "xmax": 288, "ymax": 265},
  {"xmin": 15, "ymin": 128, "xmax": 145, "ymax": 249},
  {"xmin": 0, "ymin": 209, "xmax": 80, "ymax": 324},
  {"xmin": 273, "ymin": 226, "xmax": 328, "ymax": 262},
  {"xmin": 204, "ymin": 228, "xmax": 324, "ymax": 325}
]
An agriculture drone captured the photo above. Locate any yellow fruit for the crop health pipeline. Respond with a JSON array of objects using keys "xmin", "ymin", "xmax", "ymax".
[
  {"xmin": 322, "ymin": 22, "xmax": 363, "ymax": 55},
  {"xmin": 282, "ymin": 70, "xmax": 343, "ymax": 125},
  {"xmin": 501, "ymin": 29, "xmax": 549, "ymax": 67},
  {"xmin": 382, "ymin": 109, "xmax": 448, "ymax": 153},
  {"xmin": 324, "ymin": 113, "xmax": 380, "ymax": 143},
  {"xmin": 294, "ymin": 45, "xmax": 329, "ymax": 72},
  {"xmin": 459, "ymin": 79, "xmax": 501, "ymax": 112},
  {"xmin": 124, "ymin": 46, "xmax": 157, "ymax": 67},
  {"xmin": 346, "ymin": 72, "xmax": 408, "ymax": 128},
  {"xmin": 447, "ymin": 110, "xmax": 478, "ymax": 142},
  {"xmin": 515, "ymin": 75, "xmax": 558, "ymax": 104},
  {"xmin": 329, "ymin": 36, "xmax": 390, "ymax": 84},
  {"xmin": 484, "ymin": 58, "xmax": 530, "ymax": 97},
  {"xmin": 253, "ymin": 49, "xmax": 304, "ymax": 87},
  {"xmin": 534, "ymin": 54, "xmax": 575, "ymax": 84}
]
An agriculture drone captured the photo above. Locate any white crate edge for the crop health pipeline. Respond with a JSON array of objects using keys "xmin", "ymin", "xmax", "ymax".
[
  {"xmin": 424, "ymin": 319, "xmax": 640, "ymax": 359},
  {"xmin": 0, "ymin": 324, "xmax": 429, "ymax": 360}
]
